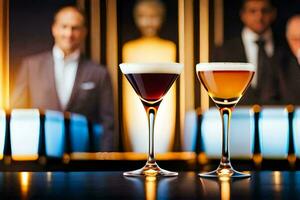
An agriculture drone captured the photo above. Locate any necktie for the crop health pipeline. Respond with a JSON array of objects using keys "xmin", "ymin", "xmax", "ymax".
[{"xmin": 255, "ymin": 38, "xmax": 270, "ymax": 94}]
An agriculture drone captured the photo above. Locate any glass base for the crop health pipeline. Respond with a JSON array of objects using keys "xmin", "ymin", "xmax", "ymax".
[
  {"xmin": 123, "ymin": 161, "xmax": 178, "ymax": 177},
  {"xmin": 199, "ymin": 164, "xmax": 250, "ymax": 179}
]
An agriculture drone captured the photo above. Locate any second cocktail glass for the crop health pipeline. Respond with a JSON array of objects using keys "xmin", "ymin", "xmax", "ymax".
[
  {"xmin": 196, "ymin": 62, "xmax": 255, "ymax": 178},
  {"xmin": 120, "ymin": 63, "xmax": 183, "ymax": 176}
]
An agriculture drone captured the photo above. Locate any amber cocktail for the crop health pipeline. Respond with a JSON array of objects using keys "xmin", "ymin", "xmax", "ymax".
[{"xmin": 196, "ymin": 62, "xmax": 254, "ymax": 178}]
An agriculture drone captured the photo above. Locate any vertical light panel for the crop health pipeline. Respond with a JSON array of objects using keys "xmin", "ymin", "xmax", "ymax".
[
  {"xmin": 178, "ymin": 0, "xmax": 195, "ymax": 136},
  {"xmin": 201, "ymin": 108, "xmax": 221, "ymax": 158},
  {"xmin": 77, "ymin": 0, "xmax": 86, "ymax": 54},
  {"xmin": 11, "ymin": 109, "xmax": 40, "ymax": 161},
  {"xmin": 0, "ymin": 109, "xmax": 5, "ymax": 159},
  {"xmin": 45, "ymin": 110, "xmax": 65, "ymax": 158},
  {"xmin": 293, "ymin": 108, "xmax": 300, "ymax": 158},
  {"xmin": 201, "ymin": 107, "xmax": 254, "ymax": 159},
  {"xmin": 199, "ymin": 0, "xmax": 209, "ymax": 111},
  {"xmin": 90, "ymin": 0, "xmax": 101, "ymax": 63},
  {"xmin": 214, "ymin": 0, "xmax": 223, "ymax": 47},
  {"xmin": 106, "ymin": 0, "xmax": 119, "ymax": 148},
  {"xmin": 70, "ymin": 113, "xmax": 89, "ymax": 152},
  {"xmin": 0, "ymin": 0, "xmax": 9, "ymax": 109},
  {"xmin": 259, "ymin": 107, "xmax": 289, "ymax": 159}
]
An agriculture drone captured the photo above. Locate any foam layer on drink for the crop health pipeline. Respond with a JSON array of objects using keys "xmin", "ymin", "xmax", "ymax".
[
  {"xmin": 196, "ymin": 62, "xmax": 255, "ymax": 72},
  {"xmin": 120, "ymin": 63, "xmax": 183, "ymax": 74}
]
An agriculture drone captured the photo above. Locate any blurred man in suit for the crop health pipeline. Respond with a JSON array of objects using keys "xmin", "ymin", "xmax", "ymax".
[
  {"xmin": 286, "ymin": 15, "xmax": 300, "ymax": 65},
  {"xmin": 213, "ymin": 0, "xmax": 282, "ymax": 105},
  {"xmin": 279, "ymin": 15, "xmax": 300, "ymax": 104},
  {"xmin": 11, "ymin": 6, "xmax": 114, "ymax": 151}
]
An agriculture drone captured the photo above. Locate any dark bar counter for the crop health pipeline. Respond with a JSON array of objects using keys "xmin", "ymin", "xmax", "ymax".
[{"xmin": 1, "ymin": 171, "xmax": 299, "ymax": 199}]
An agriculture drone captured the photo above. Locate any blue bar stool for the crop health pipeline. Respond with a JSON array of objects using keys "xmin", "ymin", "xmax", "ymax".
[
  {"xmin": 230, "ymin": 106, "xmax": 254, "ymax": 159},
  {"xmin": 182, "ymin": 110, "xmax": 198, "ymax": 152},
  {"xmin": 201, "ymin": 108, "xmax": 221, "ymax": 158},
  {"xmin": 91, "ymin": 123, "xmax": 103, "ymax": 152},
  {"xmin": 292, "ymin": 107, "xmax": 300, "ymax": 158},
  {"xmin": 70, "ymin": 113, "xmax": 89, "ymax": 152},
  {"xmin": 201, "ymin": 107, "xmax": 254, "ymax": 159},
  {"xmin": 45, "ymin": 110, "xmax": 65, "ymax": 158},
  {"xmin": 10, "ymin": 109, "xmax": 40, "ymax": 160},
  {"xmin": 259, "ymin": 107, "xmax": 289, "ymax": 159}
]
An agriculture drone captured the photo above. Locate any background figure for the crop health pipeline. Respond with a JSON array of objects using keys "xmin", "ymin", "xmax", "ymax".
[
  {"xmin": 279, "ymin": 15, "xmax": 300, "ymax": 104},
  {"xmin": 213, "ymin": 0, "xmax": 282, "ymax": 105},
  {"xmin": 122, "ymin": 0, "xmax": 177, "ymax": 152},
  {"xmin": 286, "ymin": 15, "xmax": 300, "ymax": 65},
  {"xmin": 11, "ymin": 6, "xmax": 114, "ymax": 151}
]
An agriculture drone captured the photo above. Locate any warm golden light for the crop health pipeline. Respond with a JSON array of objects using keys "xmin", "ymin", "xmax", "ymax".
[
  {"xmin": 252, "ymin": 104, "xmax": 261, "ymax": 113},
  {"xmin": 12, "ymin": 155, "xmax": 39, "ymax": 161},
  {"xmin": 179, "ymin": 0, "xmax": 196, "ymax": 137},
  {"xmin": 253, "ymin": 153, "xmax": 263, "ymax": 165},
  {"xmin": 145, "ymin": 176, "xmax": 157, "ymax": 200},
  {"xmin": 46, "ymin": 172, "xmax": 52, "ymax": 183},
  {"xmin": 199, "ymin": 0, "xmax": 210, "ymax": 111},
  {"xmin": 198, "ymin": 152, "xmax": 208, "ymax": 165},
  {"xmin": 0, "ymin": 0, "xmax": 9, "ymax": 109},
  {"xmin": 219, "ymin": 176, "xmax": 230, "ymax": 182},
  {"xmin": 122, "ymin": 36, "xmax": 177, "ymax": 152},
  {"xmin": 273, "ymin": 171, "xmax": 282, "ymax": 192},
  {"xmin": 63, "ymin": 153, "xmax": 71, "ymax": 164},
  {"xmin": 220, "ymin": 178, "xmax": 230, "ymax": 200},
  {"xmin": 218, "ymin": 169, "xmax": 233, "ymax": 177},
  {"xmin": 106, "ymin": 0, "xmax": 119, "ymax": 147},
  {"xmin": 71, "ymin": 152, "xmax": 196, "ymax": 161},
  {"xmin": 144, "ymin": 169, "xmax": 159, "ymax": 177},
  {"xmin": 288, "ymin": 154, "xmax": 297, "ymax": 167},
  {"xmin": 20, "ymin": 172, "xmax": 30, "ymax": 199}
]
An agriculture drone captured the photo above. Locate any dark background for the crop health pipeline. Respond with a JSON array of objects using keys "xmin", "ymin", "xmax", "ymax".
[
  {"xmin": 10, "ymin": 0, "xmax": 300, "ymax": 68},
  {"xmin": 117, "ymin": 0, "xmax": 178, "ymax": 46},
  {"xmin": 9, "ymin": 0, "xmax": 300, "ymax": 95},
  {"xmin": 9, "ymin": 0, "xmax": 76, "ymax": 80},
  {"xmin": 9, "ymin": 0, "xmax": 179, "ymax": 69},
  {"xmin": 223, "ymin": 0, "xmax": 300, "ymax": 44}
]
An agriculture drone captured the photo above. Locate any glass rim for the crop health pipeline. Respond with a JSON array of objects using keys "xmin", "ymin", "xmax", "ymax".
[
  {"xmin": 119, "ymin": 62, "xmax": 183, "ymax": 74},
  {"xmin": 196, "ymin": 62, "xmax": 255, "ymax": 72}
]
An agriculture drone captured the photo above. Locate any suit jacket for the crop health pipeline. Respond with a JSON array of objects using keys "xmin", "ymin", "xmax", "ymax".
[
  {"xmin": 212, "ymin": 36, "xmax": 282, "ymax": 105},
  {"xmin": 279, "ymin": 52, "xmax": 300, "ymax": 105},
  {"xmin": 11, "ymin": 51, "xmax": 114, "ymax": 151}
]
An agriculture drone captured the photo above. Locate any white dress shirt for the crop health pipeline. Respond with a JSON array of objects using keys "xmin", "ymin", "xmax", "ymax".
[
  {"xmin": 242, "ymin": 27, "xmax": 274, "ymax": 88},
  {"xmin": 52, "ymin": 46, "xmax": 80, "ymax": 109}
]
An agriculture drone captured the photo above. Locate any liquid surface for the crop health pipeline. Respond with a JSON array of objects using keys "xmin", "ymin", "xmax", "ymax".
[
  {"xmin": 125, "ymin": 73, "xmax": 179, "ymax": 103},
  {"xmin": 198, "ymin": 70, "xmax": 254, "ymax": 106}
]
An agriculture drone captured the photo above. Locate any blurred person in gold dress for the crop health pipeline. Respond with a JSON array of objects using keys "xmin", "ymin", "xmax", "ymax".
[{"xmin": 122, "ymin": 0, "xmax": 177, "ymax": 152}]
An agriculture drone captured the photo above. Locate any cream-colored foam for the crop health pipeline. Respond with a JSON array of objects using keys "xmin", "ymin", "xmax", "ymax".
[
  {"xmin": 196, "ymin": 62, "xmax": 255, "ymax": 72},
  {"xmin": 119, "ymin": 63, "xmax": 183, "ymax": 74}
]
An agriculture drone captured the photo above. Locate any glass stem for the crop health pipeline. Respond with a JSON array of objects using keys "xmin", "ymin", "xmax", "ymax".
[
  {"xmin": 220, "ymin": 107, "xmax": 232, "ymax": 166},
  {"xmin": 147, "ymin": 107, "xmax": 157, "ymax": 164}
]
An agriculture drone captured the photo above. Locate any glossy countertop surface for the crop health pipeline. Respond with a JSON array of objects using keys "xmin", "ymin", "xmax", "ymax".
[{"xmin": 0, "ymin": 171, "xmax": 299, "ymax": 199}]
